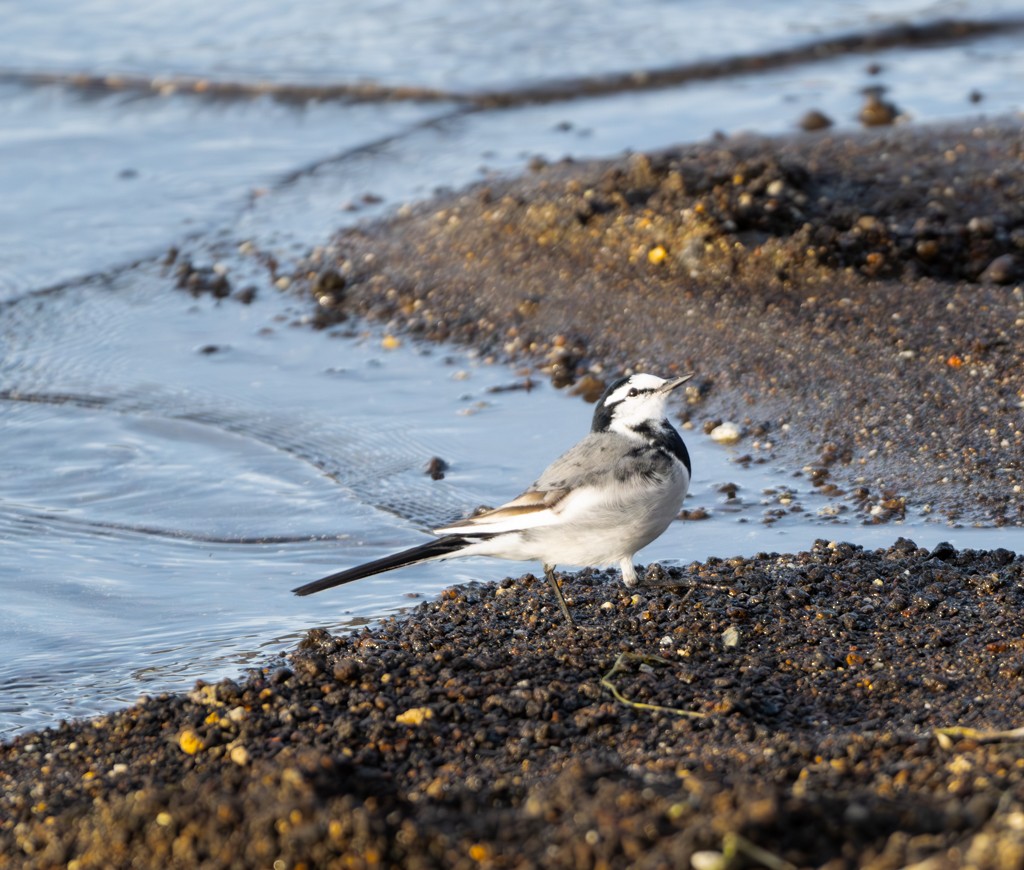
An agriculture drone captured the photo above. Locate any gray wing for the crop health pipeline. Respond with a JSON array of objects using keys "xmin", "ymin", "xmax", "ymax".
[
  {"xmin": 435, "ymin": 432, "xmax": 675, "ymax": 536},
  {"xmin": 532, "ymin": 431, "xmax": 664, "ymax": 490},
  {"xmin": 434, "ymin": 433, "xmax": 621, "ymax": 535}
]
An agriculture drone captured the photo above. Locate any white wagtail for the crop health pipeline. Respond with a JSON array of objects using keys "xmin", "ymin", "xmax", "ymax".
[{"xmin": 293, "ymin": 372, "xmax": 693, "ymax": 628}]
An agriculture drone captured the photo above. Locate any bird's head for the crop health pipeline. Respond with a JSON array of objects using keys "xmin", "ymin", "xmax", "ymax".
[{"xmin": 591, "ymin": 372, "xmax": 692, "ymax": 434}]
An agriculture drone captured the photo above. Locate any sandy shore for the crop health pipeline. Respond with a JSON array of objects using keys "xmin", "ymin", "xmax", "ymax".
[{"xmin": 3, "ymin": 121, "xmax": 1024, "ymax": 869}]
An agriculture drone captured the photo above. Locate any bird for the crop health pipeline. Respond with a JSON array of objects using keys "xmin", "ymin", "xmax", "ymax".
[{"xmin": 293, "ymin": 372, "xmax": 693, "ymax": 628}]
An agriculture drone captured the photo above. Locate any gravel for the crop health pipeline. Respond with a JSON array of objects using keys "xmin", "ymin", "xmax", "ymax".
[{"xmin": 2, "ymin": 541, "xmax": 1023, "ymax": 868}]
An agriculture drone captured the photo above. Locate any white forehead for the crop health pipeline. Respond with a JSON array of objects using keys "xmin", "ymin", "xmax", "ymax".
[{"xmin": 604, "ymin": 373, "xmax": 667, "ymax": 405}]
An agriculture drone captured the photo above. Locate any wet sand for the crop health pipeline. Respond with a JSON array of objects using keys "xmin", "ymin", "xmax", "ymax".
[{"xmin": 3, "ymin": 121, "xmax": 1024, "ymax": 868}]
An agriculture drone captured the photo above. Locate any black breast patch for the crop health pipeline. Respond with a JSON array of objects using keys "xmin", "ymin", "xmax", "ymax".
[{"xmin": 631, "ymin": 421, "xmax": 691, "ymax": 476}]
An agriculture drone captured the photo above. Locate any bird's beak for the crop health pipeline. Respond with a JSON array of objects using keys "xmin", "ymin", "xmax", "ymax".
[{"xmin": 659, "ymin": 373, "xmax": 694, "ymax": 394}]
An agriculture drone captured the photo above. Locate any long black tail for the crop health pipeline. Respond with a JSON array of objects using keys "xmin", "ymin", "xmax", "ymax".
[{"xmin": 292, "ymin": 535, "xmax": 473, "ymax": 597}]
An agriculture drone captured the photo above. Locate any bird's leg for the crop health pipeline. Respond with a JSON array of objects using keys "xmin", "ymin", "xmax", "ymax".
[
  {"xmin": 543, "ymin": 563, "xmax": 576, "ymax": 630},
  {"xmin": 620, "ymin": 558, "xmax": 639, "ymax": 588}
]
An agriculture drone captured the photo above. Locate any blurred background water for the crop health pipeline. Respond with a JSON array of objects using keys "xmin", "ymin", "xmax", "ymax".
[{"xmin": 1, "ymin": 1, "xmax": 1023, "ymax": 735}]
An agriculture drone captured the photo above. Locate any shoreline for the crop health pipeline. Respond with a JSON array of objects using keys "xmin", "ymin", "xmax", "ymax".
[
  {"xmin": 3, "ymin": 120, "xmax": 1024, "ymax": 868},
  {"xmin": 2, "ymin": 540, "xmax": 1023, "ymax": 868}
]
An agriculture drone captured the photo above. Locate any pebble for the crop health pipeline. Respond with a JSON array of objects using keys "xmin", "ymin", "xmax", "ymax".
[
  {"xmin": 858, "ymin": 89, "xmax": 901, "ymax": 126},
  {"xmin": 979, "ymin": 253, "xmax": 1021, "ymax": 285},
  {"xmin": 709, "ymin": 422, "xmax": 742, "ymax": 444},
  {"xmin": 691, "ymin": 851, "xmax": 726, "ymax": 870},
  {"xmin": 798, "ymin": 109, "xmax": 833, "ymax": 131},
  {"xmin": 395, "ymin": 707, "xmax": 434, "ymax": 726}
]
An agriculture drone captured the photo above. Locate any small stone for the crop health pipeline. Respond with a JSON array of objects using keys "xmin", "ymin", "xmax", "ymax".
[
  {"xmin": 648, "ymin": 245, "xmax": 668, "ymax": 265},
  {"xmin": 691, "ymin": 850, "xmax": 726, "ymax": 870},
  {"xmin": 858, "ymin": 89, "xmax": 900, "ymax": 126},
  {"xmin": 645, "ymin": 563, "xmax": 668, "ymax": 584},
  {"xmin": 396, "ymin": 707, "xmax": 434, "ymax": 726},
  {"xmin": 425, "ymin": 456, "xmax": 448, "ymax": 480},
  {"xmin": 709, "ymin": 422, "xmax": 742, "ymax": 445},
  {"xmin": 979, "ymin": 254, "xmax": 1021, "ymax": 285},
  {"xmin": 856, "ymin": 215, "xmax": 884, "ymax": 233},
  {"xmin": 178, "ymin": 729, "xmax": 204, "ymax": 755},
  {"xmin": 570, "ymin": 375, "xmax": 607, "ymax": 403},
  {"xmin": 799, "ymin": 109, "xmax": 833, "ymax": 131}
]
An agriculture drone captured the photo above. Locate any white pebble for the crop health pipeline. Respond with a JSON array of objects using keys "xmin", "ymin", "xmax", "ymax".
[
  {"xmin": 691, "ymin": 850, "xmax": 726, "ymax": 870},
  {"xmin": 709, "ymin": 422, "xmax": 742, "ymax": 444}
]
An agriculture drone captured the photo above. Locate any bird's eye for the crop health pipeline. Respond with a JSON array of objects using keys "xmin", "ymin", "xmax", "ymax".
[{"xmin": 627, "ymin": 388, "xmax": 638, "ymax": 397}]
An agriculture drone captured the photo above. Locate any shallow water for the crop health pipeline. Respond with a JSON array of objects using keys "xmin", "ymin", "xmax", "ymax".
[
  {"xmin": 9, "ymin": 1, "xmax": 1020, "ymax": 89},
  {"xmin": 1, "ymin": 1, "xmax": 1023, "ymax": 735}
]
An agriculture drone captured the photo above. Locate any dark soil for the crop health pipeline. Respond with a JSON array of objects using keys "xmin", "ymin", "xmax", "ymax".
[
  {"xmin": 2, "ymin": 540, "xmax": 1023, "ymax": 869},
  {"xmin": 294, "ymin": 119, "xmax": 1024, "ymax": 527}
]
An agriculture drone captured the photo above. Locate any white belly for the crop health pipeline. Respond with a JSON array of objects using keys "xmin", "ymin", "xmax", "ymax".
[{"xmin": 462, "ymin": 465, "xmax": 688, "ymax": 568}]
